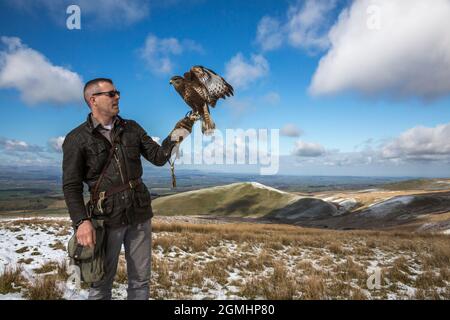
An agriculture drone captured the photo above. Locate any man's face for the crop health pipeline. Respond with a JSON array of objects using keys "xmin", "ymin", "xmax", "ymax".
[{"xmin": 90, "ymin": 82, "xmax": 120, "ymax": 117}]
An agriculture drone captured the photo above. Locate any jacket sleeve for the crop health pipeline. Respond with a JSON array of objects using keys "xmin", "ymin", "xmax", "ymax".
[
  {"xmin": 135, "ymin": 121, "xmax": 177, "ymax": 166},
  {"xmin": 62, "ymin": 134, "xmax": 88, "ymax": 225}
]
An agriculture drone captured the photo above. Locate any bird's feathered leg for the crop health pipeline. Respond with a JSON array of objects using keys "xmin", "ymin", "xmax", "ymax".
[{"xmin": 201, "ymin": 104, "xmax": 215, "ymax": 135}]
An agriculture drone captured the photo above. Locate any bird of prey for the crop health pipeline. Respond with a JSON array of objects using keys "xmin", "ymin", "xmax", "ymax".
[{"xmin": 170, "ymin": 65, "xmax": 234, "ymax": 135}]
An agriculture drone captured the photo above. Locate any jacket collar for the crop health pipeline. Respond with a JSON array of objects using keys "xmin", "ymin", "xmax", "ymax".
[{"xmin": 85, "ymin": 113, "xmax": 126, "ymax": 134}]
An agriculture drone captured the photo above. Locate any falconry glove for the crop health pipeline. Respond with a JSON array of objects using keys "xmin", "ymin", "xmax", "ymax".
[{"xmin": 170, "ymin": 116, "xmax": 195, "ymax": 143}]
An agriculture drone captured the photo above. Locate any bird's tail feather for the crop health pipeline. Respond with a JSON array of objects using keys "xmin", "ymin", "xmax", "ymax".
[{"xmin": 202, "ymin": 104, "xmax": 215, "ymax": 135}]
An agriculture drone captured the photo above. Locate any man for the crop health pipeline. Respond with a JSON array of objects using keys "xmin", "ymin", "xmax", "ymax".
[{"xmin": 62, "ymin": 78, "xmax": 193, "ymax": 300}]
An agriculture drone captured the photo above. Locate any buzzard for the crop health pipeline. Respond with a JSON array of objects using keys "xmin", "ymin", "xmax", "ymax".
[{"xmin": 170, "ymin": 66, "xmax": 234, "ymax": 134}]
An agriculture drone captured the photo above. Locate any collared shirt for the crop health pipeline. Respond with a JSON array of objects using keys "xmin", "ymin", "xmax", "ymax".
[{"xmin": 91, "ymin": 114, "xmax": 117, "ymax": 144}]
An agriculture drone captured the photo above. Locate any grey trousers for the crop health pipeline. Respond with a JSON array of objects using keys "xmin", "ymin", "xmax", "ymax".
[{"xmin": 88, "ymin": 219, "xmax": 152, "ymax": 300}]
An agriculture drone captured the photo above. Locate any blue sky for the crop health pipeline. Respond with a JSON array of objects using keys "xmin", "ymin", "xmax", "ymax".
[{"xmin": 1, "ymin": 0, "xmax": 450, "ymax": 177}]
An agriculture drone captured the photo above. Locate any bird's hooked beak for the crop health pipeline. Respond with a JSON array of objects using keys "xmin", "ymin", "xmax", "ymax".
[{"xmin": 169, "ymin": 79, "xmax": 173, "ymax": 85}]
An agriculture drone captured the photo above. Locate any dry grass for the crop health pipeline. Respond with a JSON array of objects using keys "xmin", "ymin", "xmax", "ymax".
[
  {"xmin": 15, "ymin": 246, "xmax": 29, "ymax": 254},
  {"xmin": 148, "ymin": 219, "xmax": 450, "ymax": 299},
  {"xmin": 17, "ymin": 258, "xmax": 34, "ymax": 264},
  {"xmin": 0, "ymin": 265, "xmax": 27, "ymax": 294},
  {"xmin": 49, "ymin": 240, "xmax": 66, "ymax": 251},
  {"xmin": 34, "ymin": 262, "xmax": 58, "ymax": 274},
  {"xmin": 115, "ymin": 256, "xmax": 128, "ymax": 284},
  {"xmin": 203, "ymin": 259, "xmax": 229, "ymax": 285},
  {"xmin": 2, "ymin": 217, "xmax": 449, "ymax": 299},
  {"xmin": 239, "ymin": 263, "xmax": 299, "ymax": 299},
  {"xmin": 298, "ymin": 274, "xmax": 326, "ymax": 299},
  {"xmin": 422, "ymin": 241, "xmax": 450, "ymax": 269},
  {"xmin": 56, "ymin": 260, "xmax": 69, "ymax": 281},
  {"xmin": 24, "ymin": 276, "xmax": 64, "ymax": 300}
]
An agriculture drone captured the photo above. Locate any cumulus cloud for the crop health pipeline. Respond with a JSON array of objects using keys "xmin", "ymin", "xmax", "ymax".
[
  {"xmin": 280, "ymin": 124, "xmax": 303, "ymax": 138},
  {"xmin": 225, "ymin": 53, "xmax": 269, "ymax": 89},
  {"xmin": 286, "ymin": 0, "xmax": 337, "ymax": 52},
  {"xmin": 256, "ymin": 16, "xmax": 284, "ymax": 51},
  {"xmin": 0, "ymin": 137, "xmax": 44, "ymax": 152},
  {"xmin": 292, "ymin": 140, "xmax": 326, "ymax": 157},
  {"xmin": 47, "ymin": 136, "xmax": 65, "ymax": 153},
  {"xmin": 290, "ymin": 122, "xmax": 450, "ymax": 167},
  {"xmin": 0, "ymin": 37, "xmax": 84, "ymax": 105},
  {"xmin": 255, "ymin": 0, "xmax": 337, "ymax": 53},
  {"xmin": 139, "ymin": 34, "xmax": 204, "ymax": 75},
  {"xmin": 310, "ymin": 0, "xmax": 450, "ymax": 100},
  {"xmin": 382, "ymin": 123, "xmax": 450, "ymax": 161}
]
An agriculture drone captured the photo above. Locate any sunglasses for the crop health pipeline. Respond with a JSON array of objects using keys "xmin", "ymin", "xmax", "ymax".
[{"xmin": 92, "ymin": 90, "xmax": 120, "ymax": 98}]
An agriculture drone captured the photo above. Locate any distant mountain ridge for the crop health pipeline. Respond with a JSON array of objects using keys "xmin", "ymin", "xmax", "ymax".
[{"xmin": 152, "ymin": 181, "xmax": 450, "ymax": 233}]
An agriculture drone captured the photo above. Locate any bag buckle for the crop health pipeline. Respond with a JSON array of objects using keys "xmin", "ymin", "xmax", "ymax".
[{"xmin": 97, "ymin": 191, "xmax": 106, "ymax": 214}]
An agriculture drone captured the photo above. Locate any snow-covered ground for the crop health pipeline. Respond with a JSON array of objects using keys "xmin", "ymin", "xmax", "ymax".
[
  {"xmin": 0, "ymin": 217, "xmax": 89, "ymax": 299},
  {"xmin": 0, "ymin": 216, "xmax": 448, "ymax": 300},
  {"xmin": 322, "ymin": 196, "xmax": 359, "ymax": 215},
  {"xmin": 362, "ymin": 196, "xmax": 415, "ymax": 218}
]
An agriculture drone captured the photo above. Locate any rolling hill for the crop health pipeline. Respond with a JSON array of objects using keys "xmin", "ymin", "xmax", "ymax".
[
  {"xmin": 152, "ymin": 181, "xmax": 450, "ymax": 233},
  {"xmin": 152, "ymin": 182, "xmax": 302, "ymax": 217}
]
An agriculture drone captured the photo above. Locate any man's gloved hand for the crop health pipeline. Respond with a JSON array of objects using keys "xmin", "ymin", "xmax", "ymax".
[
  {"xmin": 175, "ymin": 116, "xmax": 195, "ymax": 133},
  {"xmin": 171, "ymin": 116, "xmax": 196, "ymax": 143}
]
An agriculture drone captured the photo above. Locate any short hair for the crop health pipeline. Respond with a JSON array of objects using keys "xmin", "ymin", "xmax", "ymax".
[{"xmin": 83, "ymin": 78, "xmax": 114, "ymax": 107}]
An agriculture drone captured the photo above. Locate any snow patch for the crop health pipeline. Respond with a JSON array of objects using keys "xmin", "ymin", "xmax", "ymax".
[
  {"xmin": 362, "ymin": 196, "xmax": 415, "ymax": 218},
  {"xmin": 248, "ymin": 182, "xmax": 288, "ymax": 194}
]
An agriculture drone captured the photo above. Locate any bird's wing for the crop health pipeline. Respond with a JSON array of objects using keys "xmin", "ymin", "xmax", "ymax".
[
  {"xmin": 190, "ymin": 66, "xmax": 234, "ymax": 107},
  {"xmin": 183, "ymin": 71, "xmax": 194, "ymax": 82},
  {"xmin": 183, "ymin": 84, "xmax": 205, "ymax": 113}
]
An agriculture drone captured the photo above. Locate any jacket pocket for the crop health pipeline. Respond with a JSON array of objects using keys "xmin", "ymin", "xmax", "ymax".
[
  {"xmin": 133, "ymin": 184, "xmax": 151, "ymax": 208},
  {"xmin": 124, "ymin": 145, "xmax": 141, "ymax": 160},
  {"xmin": 86, "ymin": 142, "xmax": 108, "ymax": 173}
]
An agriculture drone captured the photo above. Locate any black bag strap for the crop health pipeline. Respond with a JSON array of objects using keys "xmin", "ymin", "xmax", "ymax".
[{"xmin": 89, "ymin": 141, "xmax": 117, "ymax": 210}]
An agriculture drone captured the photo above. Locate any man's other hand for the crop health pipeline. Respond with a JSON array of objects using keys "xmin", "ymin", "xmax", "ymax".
[
  {"xmin": 174, "ymin": 116, "xmax": 195, "ymax": 133},
  {"xmin": 171, "ymin": 116, "xmax": 195, "ymax": 143},
  {"xmin": 76, "ymin": 220, "xmax": 96, "ymax": 249}
]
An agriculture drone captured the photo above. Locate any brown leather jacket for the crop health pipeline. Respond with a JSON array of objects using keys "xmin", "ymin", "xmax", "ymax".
[{"xmin": 62, "ymin": 114, "xmax": 176, "ymax": 227}]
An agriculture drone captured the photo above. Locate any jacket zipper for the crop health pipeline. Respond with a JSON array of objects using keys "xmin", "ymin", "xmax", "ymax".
[
  {"xmin": 110, "ymin": 128, "xmax": 126, "ymax": 185},
  {"xmin": 114, "ymin": 147, "xmax": 125, "ymax": 184}
]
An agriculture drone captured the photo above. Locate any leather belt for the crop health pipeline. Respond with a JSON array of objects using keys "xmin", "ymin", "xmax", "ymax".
[{"xmin": 91, "ymin": 177, "xmax": 142, "ymax": 203}]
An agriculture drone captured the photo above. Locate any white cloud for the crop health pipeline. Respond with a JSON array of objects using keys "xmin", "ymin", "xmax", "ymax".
[
  {"xmin": 139, "ymin": 34, "xmax": 204, "ymax": 75},
  {"xmin": 0, "ymin": 37, "xmax": 84, "ymax": 105},
  {"xmin": 225, "ymin": 53, "xmax": 269, "ymax": 89},
  {"xmin": 280, "ymin": 124, "xmax": 303, "ymax": 138},
  {"xmin": 48, "ymin": 136, "xmax": 65, "ymax": 153},
  {"xmin": 0, "ymin": 137, "xmax": 44, "ymax": 152},
  {"xmin": 382, "ymin": 123, "xmax": 450, "ymax": 161},
  {"xmin": 286, "ymin": 0, "xmax": 336, "ymax": 52},
  {"xmin": 310, "ymin": 0, "xmax": 450, "ymax": 100},
  {"xmin": 290, "ymin": 122, "xmax": 450, "ymax": 165},
  {"xmin": 256, "ymin": 16, "xmax": 284, "ymax": 51},
  {"xmin": 255, "ymin": 0, "xmax": 337, "ymax": 53},
  {"xmin": 292, "ymin": 140, "xmax": 326, "ymax": 157}
]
